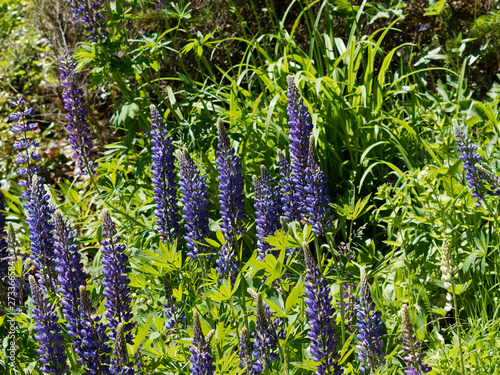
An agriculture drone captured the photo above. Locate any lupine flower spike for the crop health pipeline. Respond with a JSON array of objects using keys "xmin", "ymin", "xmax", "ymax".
[
  {"xmin": 59, "ymin": 56, "xmax": 96, "ymax": 175},
  {"xmin": 176, "ymin": 149, "xmax": 210, "ymax": 258},
  {"xmin": 304, "ymin": 136, "xmax": 332, "ymax": 235},
  {"xmin": 101, "ymin": 209, "xmax": 135, "ymax": 344},
  {"xmin": 475, "ymin": 164, "xmax": 500, "ymax": 196},
  {"xmin": 79, "ymin": 285, "xmax": 111, "ymax": 374},
  {"xmin": 53, "ymin": 211, "xmax": 86, "ymax": 355},
  {"xmin": 215, "ymin": 118, "xmax": 246, "ymax": 281},
  {"xmin": 440, "ymin": 239, "xmax": 457, "ymax": 312},
  {"xmin": 29, "ymin": 275, "xmax": 69, "ymax": 375},
  {"xmin": 190, "ymin": 311, "xmax": 215, "ymax": 375},
  {"xmin": 253, "ymin": 165, "xmax": 282, "ymax": 260},
  {"xmin": 454, "ymin": 125, "xmax": 494, "ymax": 206},
  {"xmin": 68, "ymin": 0, "xmax": 108, "ymax": 43},
  {"xmin": 10, "ymin": 98, "xmax": 41, "ymax": 200},
  {"xmin": 239, "ymin": 327, "xmax": 257, "ymax": 374},
  {"xmin": 356, "ymin": 267, "xmax": 385, "ymax": 374},
  {"xmin": 302, "ymin": 242, "xmax": 342, "ymax": 375},
  {"xmin": 111, "ymin": 323, "xmax": 134, "ymax": 375},
  {"xmin": 286, "ymin": 75, "xmax": 313, "ymax": 221},
  {"xmin": 24, "ymin": 175, "xmax": 56, "ymax": 292},
  {"xmin": 252, "ymin": 292, "xmax": 280, "ymax": 372},
  {"xmin": 278, "ymin": 149, "xmax": 300, "ymax": 223},
  {"xmin": 401, "ymin": 304, "xmax": 432, "ymax": 374},
  {"xmin": 150, "ymin": 104, "xmax": 180, "ymax": 242}
]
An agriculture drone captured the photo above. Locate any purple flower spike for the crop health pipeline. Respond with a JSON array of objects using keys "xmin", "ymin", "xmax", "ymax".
[
  {"xmin": 110, "ymin": 323, "xmax": 134, "ymax": 375},
  {"xmin": 53, "ymin": 211, "xmax": 86, "ymax": 351},
  {"xmin": 286, "ymin": 76, "xmax": 313, "ymax": 221},
  {"xmin": 239, "ymin": 327, "xmax": 257, "ymax": 374},
  {"xmin": 0, "ymin": 192, "xmax": 8, "ymax": 280},
  {"xmin": 68, "ymin": 0, "xmax": 108, "ymax": 43},
  {"xmin": 24, "ymin": 176, "xmax": 56, "ymax": 292},
  {"xmin": 101, "ymin": 209, "xmax": 135, "ymax": 345},
  {"xmin": 156, "ymin": 0, "xmax": 172, "ymax": 10},
  {"xmin": 304, "ymin": 136, "xmax": 333, "ymax": 235},
  {"xmin": 252, "ymin": 292, "xmax": 279, "ymax": 372},
  {"xmin": 190, "ymin": 311, "xmax": 215, "ymax": 375},
  {"xmin": 356, "ymin": 268, "xmax": 385, "ymax": 373},
  {"xmin": 215, "ymin": 118, "xmax": 246, "ymax": 281},
  {"xmin": 60, "ymin": 56, "xmax": 96, "ymax": 175},
  {"xmin": 10, "ymin": 97, "xmax": 42, "ymax": 200},
  {"xmin": 79, "ymin": 285, "xmax": 112, "ymax": 374},
  {"xmin": 302, "ymin": 242, "xmax": 342, "ymax": 375},
  {"xmin": 401, "ymin": 304, "xmax": 432, "ymax": 375},
  {"xmin": 278, "ymin": 149, "xmax": 300, "ymax": 223},
  {"xmin": 177, "ymin": 149, "xmax": 210, "ymax": 259},
  {"xmin": 454, "ymin": 125, "xmax": 493, "ymax": 206},
  {"xmin": 253, "ymin": 165, "xmax": 282, "ymax": 260},
  {"xmin": 150, "ymin": 104, "xmax": 180, "ymax": 242},
  {"xmin": 29, "ymin": 275, "xmax": 69, "ymax": 375}
]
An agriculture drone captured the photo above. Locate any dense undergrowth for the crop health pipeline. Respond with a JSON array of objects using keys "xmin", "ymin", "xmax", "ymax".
[{"xmin": 1, "ymin": 0, "xmax": 500, "ymax": 374}]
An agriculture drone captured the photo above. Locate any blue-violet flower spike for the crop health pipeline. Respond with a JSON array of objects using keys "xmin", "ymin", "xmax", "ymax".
[
  {"xmin": 68, "ymin": 0, "xmax": 108, "ymax": 43},
  {"xmin": 304, "ymin": 136, "xmax": 333, "ymax": 235},
  {"xmin": 10, "ymin": 97, "xmax": 42, "ymax": 200},
  {"xmin": 401, "ymin": 304, "xmax": 432, "ymax": 375},
  {"xmin": 356, "ymin": 267, "xmax": 385, "ymax": 373},
  {"xmin": 303, "ymin": 242, "xmax": 342, "ymax": 375},
  {"xmin": 286, "ymin": 76, "xmax": 313, "ymax": 220},
  {"xmin": 454, "ymin": 125, "xmax": 489, "ymax": 206},
  {"xmin": 110, "ymin": 323, "xmax": 134, "ymax": 375},
  {"xmin": 253, "ymin": 165, "xmax": 282, "ymax": 260},
  {"xmin": 150, "ymin": 104, "xmax": 180, "ymax": 242},
  {"xmin": 29, "ymin": 275, "xmax": 69, "ymax": 375},
  {"xmin": 101, "ymin": 209, "xmax": 135, "ymax": 345},
  {"xmin": 53, "ymin": 210, "xmax": 86, "ymax": 352},
  {"xmin": 190, "ymin": 311, "xmax": 215, "ymax": 375},
  {"xmin": 24, "ymin": 175, "xmax": 56, "ymax": 292},
  {"xmin": 215, "ymin": 118, "xmax": 246, "ymax": 281},
  {"xmin": 79, "ymin": 285, "xmax": 112, "ymax": 374},
  {"xmin": 177, "ymin": 149, "xmax": 210, "ymax": 258},
  {"xmin": 59, "ymin": 56, "xmax": 96, "ymax": 175}
]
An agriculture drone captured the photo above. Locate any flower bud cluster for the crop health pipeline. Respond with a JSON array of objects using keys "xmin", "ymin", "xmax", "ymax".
[
  {"xmin": 150, "ymin": 105, "xmax": 180, "ymax": 241},
  {"xmin": 101, "ymin": 210, "xmax": 135, "ymax": 344},
  {"xmin": 253, "ymin": 165, "xmax": 282, "ymax": 260},
  {"xmin": 356, "ymin": 268, "xmax": 385, "ymax": 373},
  {"xmin": 302, "ymin": 243, "xmax": 342, "ymax": 375},
  {"xmin": 59, "ymin": 56, "xmax": 96, "ymax": 175},
  {"xmin": 10, "ymin": 98, "xmax": 42, "ymax": 200},
  {"xmin": 454, "ymin": 125, "xmax": 500, "ymax": 206},
  {"xmin": 304, "ymin": 136, "xmax": 333, "ymax": 235},
  {"xmin": 79, "ymin": 285, "xmax": 112, "ymax": 374},
  {"xmin": 29, "ymin": 275, "xmax": 68, "ymax": 375},
  {"xmin": 177, "ymin": 149, "xmax": 210, "ymax": 259},
  {"xmin": 216, "ymin": 119, "xmax": 246, "ymax": 281},
  {"xmin": 190, "ymin": 311, "xmax": 216, "ymax": 375},
  {"xmin": 401, "ymin": 304, "xmax": 432, "ymax": 375},
  {"xmin": 69, "ymin": 0, "xmax": 108, "ymax": 43},
  {"xmin": 440, "ymin": 239, "xmax": 458, "ymax": 312}
]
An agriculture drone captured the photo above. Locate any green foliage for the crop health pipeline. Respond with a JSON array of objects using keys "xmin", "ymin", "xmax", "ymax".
[{"xmin": 2, "ymin": 0, "xmax": 500, "ymax": 374}]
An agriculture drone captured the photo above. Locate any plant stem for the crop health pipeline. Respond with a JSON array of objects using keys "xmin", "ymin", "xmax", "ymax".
[{"xmin": 451, "ymin": 279, "xmax": 466, "ymax": 375}]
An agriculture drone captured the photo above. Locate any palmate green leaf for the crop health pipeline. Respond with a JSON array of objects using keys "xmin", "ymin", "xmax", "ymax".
[{"xmin": 285, "ymin": 278, "xmax": 304, "ymax": 314}]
